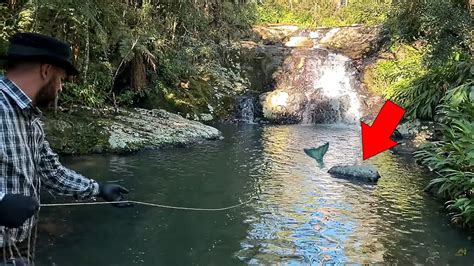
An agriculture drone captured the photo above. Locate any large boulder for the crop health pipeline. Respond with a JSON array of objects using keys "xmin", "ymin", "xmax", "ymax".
[
  {"xmin": 317, "ymin": 25, "xmax": 387, "ymax": 60},
  {"xmin": 285, "ymin": 36, "xmax": 314, "ymax": 47},
  {"xmin": 252, "ymin": 24, "xmax": 300, "ymax": 43},
  {"xmin": 42, "ymin": 106, "xmax": 222, "ymax": 154},
  {"xmin": 328, "ymin": 164, "xmax": 381, "ymax": 183}
]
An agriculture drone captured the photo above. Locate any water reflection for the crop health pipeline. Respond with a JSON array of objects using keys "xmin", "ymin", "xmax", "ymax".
[
  {"xmin": 36, "ymin": 124, "xmax": 474, "ymax": 265},
  {"xmin": 239, "ymin": 125, "xmax": 473, "ymax": 264}
]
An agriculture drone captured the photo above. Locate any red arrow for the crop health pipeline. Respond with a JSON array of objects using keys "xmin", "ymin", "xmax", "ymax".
[{"xmin": 361, "ymin": 100, "xmax": 405, "ymax": 160}]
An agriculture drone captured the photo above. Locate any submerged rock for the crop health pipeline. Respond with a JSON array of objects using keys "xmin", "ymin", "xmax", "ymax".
[
  {"xmin": 328, "ymin": 164, "xmax": 381, "ymax": 183},
  {"xmin": 396, "ymin": 120, "xmax": 442, "ymax": 147}
]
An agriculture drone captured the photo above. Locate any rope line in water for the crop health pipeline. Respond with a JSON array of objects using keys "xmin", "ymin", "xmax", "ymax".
[{"xmin": 40, "ymin": 198, "xmax": 255, "ymax": 211}]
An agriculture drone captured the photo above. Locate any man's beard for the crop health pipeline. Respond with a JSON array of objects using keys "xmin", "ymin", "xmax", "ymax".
[{"xmin": 35, "ymin": 80, "xmax": 58, "ymax": 108}]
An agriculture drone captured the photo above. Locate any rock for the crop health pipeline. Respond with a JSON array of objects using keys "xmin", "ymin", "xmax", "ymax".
[
  {"xmin": 390, "ymin": 141, "xmax": 416, "ymax": 156},
  {"xmin": 285, "ymin": 36, "xmax": 314, "ymax": 47},
  {"xmin": 328, "ymin": 164, "xmax": 381, "ymax": 183},
  {"xmin": 397, "ymin": 120, "xmax": 422, "ymax": 137},
  {"xmin": 199, "ymin": 113, "xmax": 213, "ymax": 121},
  {"xmin": 231, "ymin": 41, "xmax": 289, "ymax": 92},
  {"xmin": 42, "ymin": 107, "xmax": 222, "ymax": 155},
  {"xmin": 396, "ymin": 120, "xmax": 441, "ymax": 147},
  {"xmin": 318, "ymin": 25, "xmax": 388, "ymax": 60},
  {"xmin": 391, "ymin": 128, "xmax": 403, "ymax": 141},
  {"xmin": 358, "ymin": 95, "xmax": 385, "ymax": 122},
  {"xmin": 251, "ymin": 25, "xmax": 387, "ymax": 60},
  {"xmin": 252, "ymin": 24, "xmax": 300, "ymax": 43},
  {"xmin": 234, "ymin": 95, "xmax": 257, "ymax": 123}
]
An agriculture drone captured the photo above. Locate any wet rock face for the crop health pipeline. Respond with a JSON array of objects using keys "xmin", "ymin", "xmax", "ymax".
[
  {"xmin": 258, "ymin": 48, "xmax": 363, "ymax": 125},
  {"xmin": 252, "ymin": 24, "xmax": 387, "ymax": 60},
  {"xmin": 259, "ymin": 90, "xmax": 307, "ymax": 124},
  {"xmin": 252, "ymin": 25, "xmax": 300, "ymax": 44},
  {"xmin": 234, "ymin": 95, "xmax": 257, "ymax": 123},
  {"xmin": 231, "ymin": 41, "xmax": 289, "ymax": 93},
  {"xmin": 317, "ymin": 26, "xmax": 388, "ymax": 60}
]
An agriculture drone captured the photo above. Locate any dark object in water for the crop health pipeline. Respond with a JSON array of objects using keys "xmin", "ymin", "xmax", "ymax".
[
  {"xmin": 328, "ymin": 164, "xmax": 380, "ymax": 183},
  {"xmin": 304, "ymin": 142, "xmax": 329, "ymax": 163}
]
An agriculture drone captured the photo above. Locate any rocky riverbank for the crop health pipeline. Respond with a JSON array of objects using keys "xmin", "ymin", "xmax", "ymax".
[{"xmin": 41, "ymin": 106, "xmax": 222, "ymax": 155}]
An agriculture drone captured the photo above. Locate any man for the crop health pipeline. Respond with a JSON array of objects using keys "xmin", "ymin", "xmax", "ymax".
[{"xmin": 0, "ymin": 32, "xmax": 130, "ymax": 264}]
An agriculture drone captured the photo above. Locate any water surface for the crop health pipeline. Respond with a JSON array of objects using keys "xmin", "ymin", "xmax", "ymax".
[{"xmin": 36, "ymin": 124, "xmax": 474, "ymax": 265}]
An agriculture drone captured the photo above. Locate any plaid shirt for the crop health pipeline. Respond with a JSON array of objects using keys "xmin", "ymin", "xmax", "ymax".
[{"xmin": 0, "ymin": 76, "xmax": 99, "ymax": 247}]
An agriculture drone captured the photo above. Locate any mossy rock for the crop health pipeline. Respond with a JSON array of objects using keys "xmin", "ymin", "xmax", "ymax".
[{"xmin": 41, "ymin": 106, "xmax": 222, "ymax": 155}]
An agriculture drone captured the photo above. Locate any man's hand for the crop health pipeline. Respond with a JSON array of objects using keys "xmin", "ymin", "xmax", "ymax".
[
  {"xmin": 98, "ymin": 183, "xmax": 132, "ymax": 208},
  {"xmin": 0, "ymin": 194, "xmax": 39, "ymax": 228}
]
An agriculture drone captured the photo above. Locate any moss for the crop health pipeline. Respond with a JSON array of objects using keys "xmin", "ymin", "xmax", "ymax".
[
  {"xmin": 141, "ymin": 74, "xmax": 238, "ymax": 120},
  {"xmin": 42, "ymin": 109, "xmax": 111, "ymax": 155}
]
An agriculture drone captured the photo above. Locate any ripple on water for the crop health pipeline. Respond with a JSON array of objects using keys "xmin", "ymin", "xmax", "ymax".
[
  {"xmin": 37, "ymin": 124, "xmax": 474, "ymax": 265},
  {"xmin": 238, "ymin": 125, "xmax": 473, "ymax": 264}
]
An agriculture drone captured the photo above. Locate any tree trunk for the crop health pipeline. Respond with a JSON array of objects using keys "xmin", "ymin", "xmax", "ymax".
[
  {"xmin": 131, "ymin": 54, "xmax": 147, "ymax": 92},
  {"xmin": 82, "ymin": 20, "xmax": 90, "ymax": 82},
  {"xmin": 8, "ymin": 0, "xmax": 16, "ymax": 9}
]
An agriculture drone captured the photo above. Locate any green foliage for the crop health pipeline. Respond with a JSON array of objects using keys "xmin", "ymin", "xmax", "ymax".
[
  {"xmin": 414, "ymin": 71, "xmax": 474, "ymax": 226},
  {"xmin": 141, "ymin": 52, "xmax": 249, "ymax": 118},
  {"xmin": 61, "ymin": 83, "xmax": 107, "ymax": 108},
  {"xmin": 386, "ymin": 0, "xmax": 472, "ymax": 66},
  {"xmin": 256, "ymin": 3, "xmax": 315, "ymax": 28},
  {"xmin": 320, "ymin": 0, "xmax": 391, "ymax": 27},
  {"xmin": 374, "ymin": 0, "xmax": 472, "ymax": 226},
  {"xmin": 368, "ymin": 49, "xmax": 471, "ymax": 121},
  {"xmin": 256, "ymin": 0, "xmax": 392, "ymax": 27},
  {"xmin": 389, "ymin": 60, "xmax": 471, "ymax": 120},
  {"xmin": 365, "ymin": 43, "xmax": 427, "ymax": 96},
  {"xmin": 0, "ymin": 0, "xmax": 257, "ymax": 117}
]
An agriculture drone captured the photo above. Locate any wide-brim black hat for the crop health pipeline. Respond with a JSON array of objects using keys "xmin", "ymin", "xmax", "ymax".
[{"xmin": 0, "ymin": 32, "xmax": 79, "ymax": 76}]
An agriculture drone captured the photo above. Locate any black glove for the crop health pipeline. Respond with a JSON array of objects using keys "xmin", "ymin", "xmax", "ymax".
[
  {"xmin": 98, "ymin": 183, "xmax": 133, "ymax": 208},
  {"xmin": 0, "ymin": 194, "xmax": 39, "ymax": 228}
]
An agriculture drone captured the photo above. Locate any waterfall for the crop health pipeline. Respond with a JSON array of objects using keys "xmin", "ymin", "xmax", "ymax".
[
  {"xmin": 260, "ymin": 48, "xmax": 362, "ymax": 125},
  {"xmin": 258, "ymin": 27, "xmax": 363, "ymax": 125},
  {"xmin": 234, "ymin": 96, "xmax": 256, "ymax": 123},
  {"xmin": 301, "ymin": 51, "xmax": 361, "ymax": 124}
]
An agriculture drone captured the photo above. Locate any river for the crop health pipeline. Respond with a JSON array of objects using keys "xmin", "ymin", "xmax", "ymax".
[{"xmin": 36, "ymin": 124, "xmax": 474, "ymax": 265}]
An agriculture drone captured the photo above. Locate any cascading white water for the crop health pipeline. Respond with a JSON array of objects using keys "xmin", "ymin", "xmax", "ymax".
[
  {"xmin": 235, "ymin": 96, "xmax": 256, "ymax": 123},
  {"xmin": 235, "ymin": 27, "xmax": 364, "ymax": 125},
  {"xmin": 302, "ymin": 51, "xmax": 361, "ymax": 124}
]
